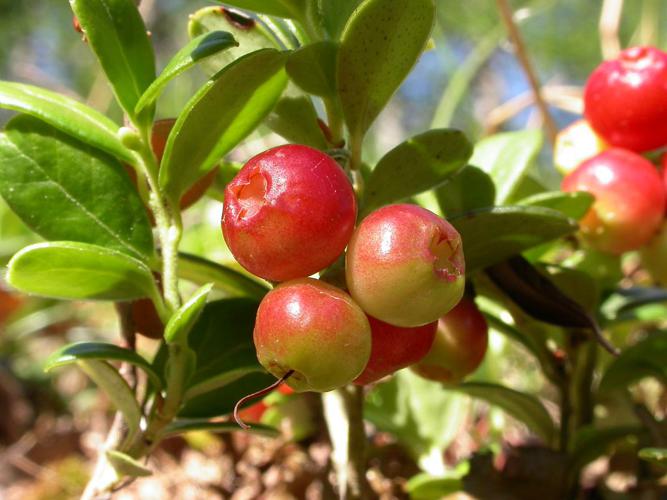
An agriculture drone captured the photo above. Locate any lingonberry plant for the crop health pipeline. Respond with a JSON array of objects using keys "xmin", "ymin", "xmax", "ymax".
[{"xmin": 2, "ymin": 1, "xmax": 667, "ymax": 498}]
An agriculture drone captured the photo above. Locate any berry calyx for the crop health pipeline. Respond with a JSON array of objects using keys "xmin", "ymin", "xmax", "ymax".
[
  {"xmin": 584, "ymin": 46, "xmax": 667, "ymax": 152},
  {"xmin": 253, "ymin": 278, "xmax": 371, "ymax": 392},
  {"xmin": 345, "ymin": 204, "xmax": 465, "ymax": 327},
  {"xmin": 222, "ymin": 145, "xmax": 357, "ymax": 282},
  {"xmin": 562, "ymin": 148, "xmax": 666, "ymax": 254}
]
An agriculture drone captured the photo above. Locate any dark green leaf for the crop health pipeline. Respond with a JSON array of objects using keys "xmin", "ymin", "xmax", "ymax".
[
  {"xmin": 188, "ymin": 7, "xmax": 281, "ymax": 76},
  {"xmin": 363, "ymin": 129, "xmax": 471, "ymax": 212},
  {"xmin": 266, "ymin": 96, "xmax": 328, "ymax": 149},
  {"xmin": 0, "ymin": 115, "xmax": 154, "ymax": 259},
  {"xmin": 569, "ymin": 425, "xmax": 644, "ymax": 473},
  {"xmin": 449, "ymin": 206, "xmax": 577, "ymax": 273},
  {"xmin": 599, "ymin": 333, "xmax": 667, "ymax": 393},
  {"xmin": 135, "ymin": 31, "xmax": 238, "ymax": 114},
  {"xmin": 435, "ymin": 165, "xmax": 495, "ymax": 217},
  {"xmin": 162, "ymin": 418, "xmax": 279, "ymax": 438},
  {"xmin": 541, "ymin": 264, "xmax": 599, "ymax": 312},
  {"xmin": 214, "ymin": 0, "xmax": 306, "ymax": 20},
  {"xmin": 44, "ymin": 341, "xmax": 162, "ymax": 390},
  {"xmin": 178, "ymin": 252, "xmax": 269, "ymax": 300},
  {"xmin": 71, "ymin": 0, "xmax": 155, "ymax": 125},
  {"xmin": 7, "ymin": 242, "xmax": 159, "ymax": 302},
  {"xmin": 311, "ymin": 0, "xmax": 362, "ymax": 40},
  {"xmin": 164, "ymin": 284, "xmax": 213, "ymax": 344},
  {"xmin": 471, "ymin": 130, "xmax": 543, "ymax": 204},
  {"xmin": 639, "ymin": 448, "xmax": 667, "ymax": 467},
  {"xmin": 160, "ymin": 49, "xmax": 288, "ymax": 201},
  {"xmin": 286, "ymin": 41, "xmax": 337, "ymax": 97},
  {"xmin": 451, "ymin": 382, "xmax": 556, "ymax": 444},
  {"xmin": 518, "ymin": 191, "xmax": 594, "ymax": 221},
  {"xmin": 106, "ymin": 450, "xmax": 152, "ymax": 477},
  {"xmin": 601, "ymin": 287, "xmax": 667, "ymax": 322},
  {"xmin": 406, "ymin": 472, "xmax": 464, "ymax": 500},
  {"xmin": 337, "ymin": 0, "xmax": 435, "ymax": 140},
  {"xmin": 0, "ymin": 81, "xmax": 132, "ymax": 163}
]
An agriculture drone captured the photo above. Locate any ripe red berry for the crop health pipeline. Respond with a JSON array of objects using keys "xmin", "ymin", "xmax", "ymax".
[
  {"xmin": 253, "ymin": 278, "xmax": 371, "ymax": 392},
  {"xmin": 562, "ymin": 148, "xmax": 666, "ymax": 254},
  {"xmin": 584, "ymin": 46, "xmax": 667, "ymax": 152},
  {"xmin": 222, "ymin": 145, "xmax": 357, "ymax": 282},
  {"xmin": 412, "ymin": 298, "xmax": 488, "ymax": 384},
  {"xmin": 353, "ymin": 316, "xmax": 437, "ymax": 386},
  {"xmin": 346, "ymin": 204, "xmax": 465, "ymax": 327}
]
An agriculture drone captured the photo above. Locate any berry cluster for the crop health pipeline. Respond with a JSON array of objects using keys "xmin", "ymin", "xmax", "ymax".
[
  {"xmin": 221, "ymin": 145, "xmax": 486, "ymax": 391},
  {"xmin": 557, "ymin": 46, "xmax": 667, "ymax": 276}
]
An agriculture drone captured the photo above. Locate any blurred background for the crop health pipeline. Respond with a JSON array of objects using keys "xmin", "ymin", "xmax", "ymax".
[{"xmin": 1, "ymin": 1, "xmax": 666, "ymax": 498}]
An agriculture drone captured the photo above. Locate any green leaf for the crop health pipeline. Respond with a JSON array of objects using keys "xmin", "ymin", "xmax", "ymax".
[
  {"xmin": 599, "ymin": 332, "xmax": 667, "ymax": 393},
  {"xmin": 451, "ymin": 382, "xmax": 556, "ymax": 444},
  {"xmin": 639, "ymin": 448, "xmax": 667, "ymax": 467},
  {"xmin": 214, "ymin": 0, "xmax": 306, "ymax": 20},
  {"xmin": 184, "ymin": 365, "xmax": 265, "ymax": 401},
  {"xmin": 337, "ymin": 0, "xmax": 435, "ymax": 140},
  {"xmin": 286, "ymin": 41, "xmax": 337, "ymax": 97},
  {"xmin": 188, "ymin": 7, "xmax": 281, "ymax": 77},
  {"xmin": 135, "ymin": 31, "xmax": 238, "ymax": 114},
  {"xmin": 363, "ymin": 129, "xmax": 472, "ymax": 212},
  {"xmin": 178, "ymin": 252, "xmax": 269, "ymax": 300},
  {"xmin": 449, "ymin": 206, "xmax": 577, "ymax": 273},
  {"xmin": 569, "ymin": 425, "xmax": 644, "ymax": 473},
  {"xmin": 471, "ymin": 130, "xmax": 543, "ymax": 204},
  {"xmin": 601, "ymin": 287, "xmax": 667, "ymax": 322},
  {"xmin": 313, "ymin": 0, "xmax": 362, "ymax": 40},
  {"xmin": 44, "ymin": 341, "xmax": 162, "ymax": 390},
  {"xmin": 0, "ymin": 81, "xmax": 132, "ymax": 163},
  {"xmin": 160, "ymin": 49, "xmax": 288, "ymax": 201},
  {"xmin": 435, "ymin": 165, "xmax": 496, "ymax": 217},
  {"xmin": 406, "ymin": 472, "xmax": 465, "ymax": 500},
  {"xmin": 70, "ymin": 0, "xmax": 155, "ymax": 125},
  {"xmin": 164, "ymin": 284, "xmax": 213, "ymax": 344},
  {"xmin": 161, "ymin": 418, "xmax": 279, "ymax": 439},
  {"xmin": 266, "ymin": 96, "xmax": 329, "ymax": 150},
  {"xmin": 7, "ymin": 242, "xmax": 159, "ymax": 302},
  {"xmin": 518, "ymin": 191, "xmax": 594, "ymax": 221},
  {"xmin": 0, "ymin": 115, "xmax": 154, "ymax": 259},
  {"xmin": 106, "ymin": 450, "xmax": 152, "ymax": 478}
]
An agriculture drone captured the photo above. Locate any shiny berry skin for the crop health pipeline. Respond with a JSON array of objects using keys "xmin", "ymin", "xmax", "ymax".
[
  {"xmin": 253, "ymin": 278, "xmax": 371, "ymax": 392},
  {"xmin": 640, "ymin": 222, "xmax": 667, "ymax": 285},
  {"xmin": 554, "ymin": 119, "xmax": 607, "ymax": 176},
  {"xmin": 584, "ymin": 46, "xmax": 667, "ymax": 152},
  {"xmin": 353, "ymin": 316, "xmax": 437, "ymax": 386},
  {"xmin": 562, "ymin": 148, "xmax": 666, "ymax": 254},
  {"xmin": 222, "ymin": 145, "xmax": 357, "ymax": 282},
  {"xmin": 412, "ymin": 298, "xmax": 488, "ymax": 384},
  {"xmin": 346, "ymin": 204, "xmax": 465, "ymax": 328}
]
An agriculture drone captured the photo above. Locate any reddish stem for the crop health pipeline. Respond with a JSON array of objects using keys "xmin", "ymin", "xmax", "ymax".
[{"xmin": 233, "ymin": 370, "xmax": 294, "ymax": 429}]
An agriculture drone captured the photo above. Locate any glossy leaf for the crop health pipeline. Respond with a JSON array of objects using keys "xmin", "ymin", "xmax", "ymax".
[
  {"xmin": 639, "ymin": 448, "xmax": 667, "ymax": 467},
  {"xmin": 160, "ymin": 49, "xmax": 288, "ymax": 201},
  {"xmin": 106, "ymin": 450, "xmax": 152, "ymax": 477},
  {"xmin": 164, "ymin": 284, "xmax": 213, "ymax": 345},
  {"xmin": 214, "ymin": 0, "xmax": 306, "ymax": 20},
  {"xmin": 435, "ymin": 165, "xmax": 496, "ymax": 217},
  {"xmin": 162, "ymin": 418, "xmax": 278, "ymax": 438},
  {"xmin": 518, "ymin": 191, "xmax": 594, "ymax": 221},
  {"xmin": 314, "ymin": 0, "xmax": 363, "ymax": 40},
  {"xmin": 71, "ymin": 0, "xmax": 155, "ymax": 124},
  {"xmin": 0, "ymin": 81, "xmax": 132, "ymax": 163},
  {"xmin": 135, "ymin": 31, "xmax": 238, "ymax": 114},
  {"xmin": 45, "ymin": 341, "xmax": 162, "ymax": 390},
  {"xmin": 471, "ymin": 130, "xmax": 543, "ymax": 204},
  {"xmin": 0, "ymin": 115, "xmax": 154, "ymax": 259},
  {"xmin": 286, "ymin": 41, "xmax": 337, "ymax": 97},
  {"xmin": 601, "ymin": 287, "xmax": 667, "ymax": 322},
  {"xmin": 451, "ymin": 382, "xmax": 556, "ymax": 444},
  {"xmin": 337, "ymin": 0, "xmax": 435, "ymax": 140},
  {"xmin": 266, "ymin": 96, "xmax": 329, "ymax": 150},
  {"xmin": 599, "ymin": 333, "xmax": 667, "ymax": 392},
  {"xmin": 178, "ymin": 253, "xmax": 269, "ymax": 300},
  {"xmin": 188, "ymin": 7, "xmax": 280, "ymax": 76},
  {"xmin": 449, "ymin": 206, "xmax": 577, "ymax": 273},
  {"xmin": 7, "ymin": 242, "xmax": 159, "ymax": 302},
  {"xmin": 363, "ymin": 129, "xmax": 472, "ymax": 212}
]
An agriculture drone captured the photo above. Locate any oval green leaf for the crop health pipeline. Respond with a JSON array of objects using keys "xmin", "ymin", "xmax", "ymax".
[
  {"xmin": 135, "ymin": 31, "xmax": 238, "ymax": 114},
  {"xmin": 7, "ymin": 241, "xmax": 159, "ymax": 302},
  {"xmin": 71, "ymin": 0, "xmax": 155, "ymax": 125},
  {"xmin": 599, "ymin": 333, "xmax": 667, "ymax": 393},
  {"xmin": 518, "ymin": 191, "xmax": 594, "ymax": 221},
  {"xmin": 363, "ymin": 129, "xmax": 472, "ymax": 213},
  {"xmin": 435, "ymin": 165, "xmax": 496, "ymax": 217},
  {"xmin": 286, "ymin": 41, "xmax": 338, "ymax": 97},
  {"xmin": 266, "ymin": 96, "xmax": 329, "ymax": 150},
  {"xmin": 106, "ymin": 450, "xmax": 152, "ymax": 477},
  {"xmin": 337, "ymin": 0, "xmax": 435, "ymax": 140},
  {"xmin": 0, "ymin": 115, "xmax": 154, "ymax": 260},
  {"xmin": 162, "ymin": 418, "xmax": 278, "ymax": 439},
  {"xmin": 159, "ymin": 49, "xmax": 288, "ymax": 201},
  {"xmin": 0, "ymin": 81, "xmax": 132, "ymax": 163},
  {"xmin": 164, "ymin": 284, "xmax": 213, "ymax": 345}
]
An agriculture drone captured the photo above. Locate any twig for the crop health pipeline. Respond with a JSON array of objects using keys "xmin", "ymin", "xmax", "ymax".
[
  {"xmin": 599, "ymin": 0, "xmax": 624, "ymax": 60},
  {"xmin": 495, "ymin": 0, "xmax": 558, "ymax": 146}
]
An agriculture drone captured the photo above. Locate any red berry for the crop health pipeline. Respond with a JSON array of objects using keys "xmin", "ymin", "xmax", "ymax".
[
  {"xmin": 353, "ymin": 316, "xmax": 436, "ymax": 386},
  {"xmin": 131, "ymin": 298, "xmax": 164, "ymax": 339},
  {"xmin": 0, "ymin": 286, "xmax": 23, "ymax": 324},
  {"xmin": 584, "ymin": 46, "xmax": 667, "ymax": 152},
  {"xmin": 346, "ymin": 204, "xmax": 465, "ymax": 327},
  {"xmin": 562, "ymin": 148, "xmax": 666, "ymax": 254},
  {"xmin": 253, "ymin": 278, "xmax": 371, "ymax": 392},
  {"xmin": 222, "ymin": 145, "xmax": 357, "ymax": 282},
  {"xmin": 412, "ymin": 298, "xmax": 488, "ymax": 384}
]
